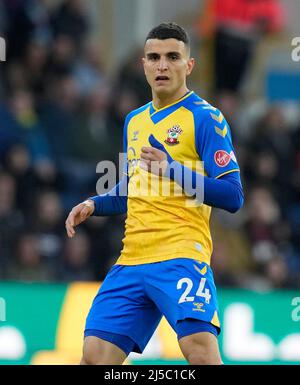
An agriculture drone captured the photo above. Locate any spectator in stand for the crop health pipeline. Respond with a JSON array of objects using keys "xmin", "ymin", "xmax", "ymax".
[
  {"xmin": 3, "ymin": 144, "xmax": 38, "ymax": 214},
  {"xmin": 72, "ymin": 39, "xmax": 107, "ymax": 98},
  {"xmin": 8, "ymin": 89, "xmax": 57, "ymax": 188},
  {"xmin": 290, "ymin": 121, "xmax": 300, "ymax": 207},
  {"xmin": 57, "ymin": 230, "xmax": 94, "ymax": 282},
  {"xmin": 2, "ymin": 0, "xmax": 52, "ymax": 61},
  {"xmin": 106, "ymin": 88, "xmax": 140, "ymax": 163},
  {"xmin": 46, "ymin": 34, "xmax": 76, "ymax": 78},
  {"xmin": 244, "ymin": 186, "xmax": 294, "ymax": 282},
  {"xmin": 116, "ymin": 47, "xmax": 152, "ymax": 106},
  {"xmin": 246, "ymin": 186, "xmax": 281, "ymax": 247},
  {"xmin": 264, "ymin": 255, "xmax": 290, "ymax": 289},
  {"xmin": 22, "ymin": 38, "xmax": 49, "ymax": 101},
  {"xmin": 196, "ymin": 0, "xmax": 284, "ymax": 118},
  {"xmin": 50, "ymin": 0, "xmax": 88, "ymax": 50},
  {"xmin": 245, "ymin": 106, "xmax": 294, "ymax": 209},
  {"xmin": 32, "ymin": 191, "xmax": 65, "ymax": 270},
  {"xmin": 0, "ymin": 172, "xmax": 24, "ymax": 275},
  {"xmin": 6, "ymin": 232, "xmax": 53, "ymax": 282},
  {"xmin": 73, "ymin": 84, "xmax": 112, "ymax": 162},
  {"xmin": 7, "ymin": 90, "xmax": 54, "ymax": 165},
  {"xmin": 0, "ymin": 102, "xmax": 21, "ymax": 160},
  {"xmin": 39, "ymin": 75, "xmax": 80, "ymax": 167}
]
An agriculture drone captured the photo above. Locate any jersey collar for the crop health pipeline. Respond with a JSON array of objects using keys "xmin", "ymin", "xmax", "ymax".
[{"xmin": 149, "ymin": 91, "xmax": 194, "ymax": 124}]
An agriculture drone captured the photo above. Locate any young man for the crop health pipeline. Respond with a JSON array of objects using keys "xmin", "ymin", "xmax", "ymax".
[{"xmin": 65, "ymin": 22, "xmax": 244, "ymax": 365}]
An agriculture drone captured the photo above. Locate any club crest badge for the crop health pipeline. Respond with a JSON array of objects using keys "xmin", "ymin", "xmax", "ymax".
[{"xmin": 164, "ymin": 125, "xmax": 182, "ymax": 145}]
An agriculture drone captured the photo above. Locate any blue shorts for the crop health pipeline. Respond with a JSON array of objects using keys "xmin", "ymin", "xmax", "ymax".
[{"xmin": 85, "ymin": 258, "xmax": 220, "ymax": 354}]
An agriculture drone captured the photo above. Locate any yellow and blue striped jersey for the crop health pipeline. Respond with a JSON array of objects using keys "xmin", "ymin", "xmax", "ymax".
[{"xmin": 117, "ymin": 91, "xmax": 240, "ymax": 266}]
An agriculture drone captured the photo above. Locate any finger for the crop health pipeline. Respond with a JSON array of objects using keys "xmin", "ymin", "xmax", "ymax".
[
  {"xmin": 140, "ymin": 158, "xmax": 150, "ymax": 166},
  {"xmin": 140, "ymin": 152, "xmax": 155, "ymax": 161},
  {"xmin": 66, "ymin": 211, "xmax": 77, "ymax": 230},
  {"xmin": 66, "ymin": 218, "xmax": 74, "ymax": 233},
  {"xmin": 139, "ymin": 160, "xmax": 150, "ymax": 171},
  {"xmin": 68, "ymin": 211, "xmax": 76, "ymax": 227},
  {"xmin": 65, "ymin": 220, "xmax": 75, "ymax": 238},
  {"xmin": 65, "ymin": 217, "xmax": 71, "ymax": 231},
  {"xmin": 141, "ymin": 146, "xmax": 153, "ymax": 154},
  {"xmin": 67, "ymin": 228, "xmax": 74, "ymax": 238}
]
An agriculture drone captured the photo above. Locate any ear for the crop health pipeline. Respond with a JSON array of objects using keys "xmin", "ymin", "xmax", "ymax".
[
  {"xmin": 186, "ymin": 57, "xmax": 195, "ymax": 76},
  {"xmin": 141, "ymin": 57, "xmax": 146, "ymax": 73}
]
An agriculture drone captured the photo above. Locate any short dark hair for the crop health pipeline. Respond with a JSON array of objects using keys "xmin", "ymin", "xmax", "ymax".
[{"xmin": 146, "ymin": 22, "xmax": 190, "ymax": 46}]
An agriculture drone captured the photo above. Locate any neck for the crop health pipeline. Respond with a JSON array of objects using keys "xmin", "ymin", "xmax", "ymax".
[{"xmin": 152, "ymin": 86, "xmax": 190, "ymax": 109}]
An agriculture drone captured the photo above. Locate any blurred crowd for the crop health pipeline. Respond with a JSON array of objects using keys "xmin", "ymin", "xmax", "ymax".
[
  {"xmin": 0, "ymin": 0, "xmax": 300, "ymax": 289},
  {"xmin": 0, "ymin": 0, "xmax": 150, "ymax": 282}
]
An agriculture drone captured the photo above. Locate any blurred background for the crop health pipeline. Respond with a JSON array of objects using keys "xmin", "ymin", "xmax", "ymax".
[{"xmin": 0, "ymin": 0, "xmax": 300, "ymax": 365}]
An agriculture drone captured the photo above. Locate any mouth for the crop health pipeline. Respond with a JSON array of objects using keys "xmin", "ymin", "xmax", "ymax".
[{"xmin": 155, "ymin": 75, "xmax": 170, "ymax": 82}]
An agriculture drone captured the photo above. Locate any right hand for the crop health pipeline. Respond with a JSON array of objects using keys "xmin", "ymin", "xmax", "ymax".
[{"xmin": 65, "ymin": 200, "xmax": 95, "ymax": 238}]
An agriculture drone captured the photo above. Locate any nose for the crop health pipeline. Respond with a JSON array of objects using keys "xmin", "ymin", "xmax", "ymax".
[{"xmin": 158, "ymin": 56, "xmax": 168, "ymax": 71}]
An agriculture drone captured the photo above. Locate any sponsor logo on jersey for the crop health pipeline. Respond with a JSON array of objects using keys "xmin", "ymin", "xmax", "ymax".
[
  {"xmin": 131, "ymin": 130, "xmax": 139, "ymax": 142},
  {"xmin": 193, "ymin": 302, "xmax": 205, "ymax": 312},
  {"xmin": 214, "ymin": 150, "xmax": 231, "ymax": 167}
]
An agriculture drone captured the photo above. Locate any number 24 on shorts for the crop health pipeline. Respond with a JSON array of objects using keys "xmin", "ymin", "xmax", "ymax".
[{"xmin": 177, "ymin": 277, "xmax": 211, "ymax": 304}]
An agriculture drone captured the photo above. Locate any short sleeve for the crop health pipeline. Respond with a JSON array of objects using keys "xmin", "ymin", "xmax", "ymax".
[{"xmin": 195, "ymin": 107, "xmax": 240, "ymax": 179}]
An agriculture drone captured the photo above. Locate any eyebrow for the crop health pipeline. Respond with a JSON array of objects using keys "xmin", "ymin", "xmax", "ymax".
[{"xmin": 146, "ymin": 51, "xmax": 181, "ymax": 58}]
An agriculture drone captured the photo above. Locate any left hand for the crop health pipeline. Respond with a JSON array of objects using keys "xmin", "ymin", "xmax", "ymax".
[{"xmin": 140, "ymin": 135, "xmax": 172, "ymax": 176}]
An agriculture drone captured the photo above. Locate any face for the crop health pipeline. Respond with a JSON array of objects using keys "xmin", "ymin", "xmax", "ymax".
[{"xmin": 142, "ymin": 38, "xmax": 195, "ymax": 99}]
